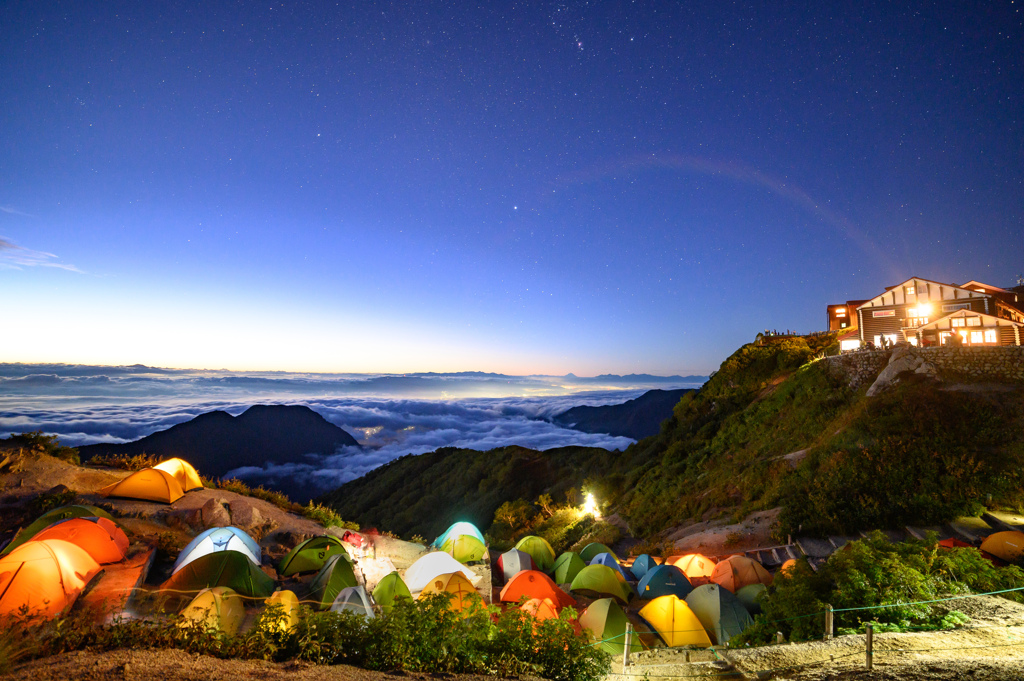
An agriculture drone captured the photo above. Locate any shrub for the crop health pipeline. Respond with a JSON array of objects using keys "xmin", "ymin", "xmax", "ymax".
[
  {"xmin": 2, "ymin": 432, "xmax": 79, "ymax": 465},
  {"xmin": 87, "ymin": 452, "xmax": 161, "ymax": 471},
  {"xmin": 302, "ymin": 502, "xmax": 359, "ymax": 531}
]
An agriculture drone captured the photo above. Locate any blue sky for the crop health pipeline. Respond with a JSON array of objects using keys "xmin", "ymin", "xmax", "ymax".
[{"xmin": 2, "ymin": 2, "xmax": 1021, "ymax": 375}]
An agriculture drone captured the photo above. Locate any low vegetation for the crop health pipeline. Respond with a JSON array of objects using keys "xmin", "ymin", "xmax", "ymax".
[
  {"xmin": 736, "ymin": 531, "xmax": 1024, "ymax": 644},
  {"xmin": 0, "ymin": 432, "xmax": 80, "ymax": 466}
]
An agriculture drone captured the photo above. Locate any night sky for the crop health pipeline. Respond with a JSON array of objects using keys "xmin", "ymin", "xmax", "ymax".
[{"xmin": 2, "ymin": 1, "xmax": 1022, "ymax": 375}]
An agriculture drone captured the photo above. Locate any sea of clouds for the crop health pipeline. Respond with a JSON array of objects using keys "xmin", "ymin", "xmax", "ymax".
[{"xmin": 0, "ymin": 363, "xmax": 703, "ymax": 495}]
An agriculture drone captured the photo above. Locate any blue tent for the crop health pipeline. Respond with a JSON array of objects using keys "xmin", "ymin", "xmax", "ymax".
[
  {"xmin": 173, "ymin": 527, "xmax": 261, "ymax": 574},
  {"xmin": 637, "ymin": 565, "xmax": 693, "ymax": 600},
  {"xmin": 590, "ymin": 552, "xmax": 633, "ymax": 582},
  {"xmin": 630, "ymin": 554, "xmax": 659, "ymax": 581},
  {"xmin": 431, "ymin": 521, "xmax": 486, "ymax": 548}
]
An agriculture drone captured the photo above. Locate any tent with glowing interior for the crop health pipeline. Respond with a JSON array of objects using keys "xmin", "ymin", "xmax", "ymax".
[
  {"xmin": 685, "ymin": 584, "xmax": 753, "ymax": 645},
  {"xmin": 431, "ymin": 521, "xmax": 486, "ymax": 548},
  {"xmin": 31, "ymin": 516, "xmax": 129, "ymax": 564},
  {"xmin": 497, "ymin": 548, "xmax": 535, "ymax": 584},
  {"xmin": 553, "ymin": 551, "xmax": 587, "ymax": 585},
  {"xmin": 570, "ymin": 564, "xmax": 633, "ymax": 604},
  {"xmin": 522, "ymin": 597, "xmax": 560, "ymax": 623},
  {"xmin": 515, "ymin": 535, "xmax": 556, "ymax": 573},
  {"xmin": 179, "ymin": 586, "xmax": 246, "ymax": 635},
  {"xmin": 172, "ymin": 527, "xmax": 261, "ymax": 575},
  {"xmin": 331, "ymin": 585, "xmax": 376, "ymax": 618},
  {"xmin": 579, "ymin": 598, "xmax": 643, "ymax": 657},
  {"xmin": 637, "ymin": 565, "xmax": 693, "ymax": 600},
  {"xmin": 639, "ymin": 594, "xmax": 712, "ymax": 648},
  {"xmin": 440, "ymin": 533, "xmax": 487, "ymax": 564},
  {"xmin": 372, "ymin": 571, "xmax": 412, "ymax": 614},
  {"xmin": 981, "ymin": 531, "xmax": 1024, "ymax": 563},
  {"xmin": 404, "ymin": 551, "xmax": 478, "ymax": 592},
  {"xmin": 710, "ymin": 555, "xmax": 773, "ymax": 593},
  {"xmin": 629, "ymin": 554, "xmax": 659, "ymax": 581},
  {"xmin": 500, "ymin": 570, "xmax": 577, "ymax": 608},
  {"xmin": 153, "ymin": 457, "xmax": 204, "ymax": 491},
  {"xmin": 589, "ymin": 552, "xmax": 632, "ymax": 582},
  {"xmin": 0, "ymin": 539, "xmax": 102, "ymax": 618},
  {"xmin": 308, "ymin": 554, "xmax": 359, "ymax": 610},
  {"xmin": 419, "ymin": 571, "xmax": 484, "ymax": 616},
  {"xmin": 1, "ymin": 504, "xmax": 116, "ymax": 557},
  {"xmin": 264, "ymin": 590, "xmax": 301, "ymax": 632},
  {"xmin": 162, "ymin": 550, "xmax": 275, "ymax": 598},
  {"xmin": 579, "ymin": 542, "xmax": 617, "ymax": 563},
  {"xmin": 667, "ymin": 553, "xmax": 716, "ymax": 585},
  {"xmin": 278, "ymin": 535, "xmax": 347, "ymax": 576},
  {"xmin": 98, "ymin": 468, "xmax": 184, "ymax": 503}
]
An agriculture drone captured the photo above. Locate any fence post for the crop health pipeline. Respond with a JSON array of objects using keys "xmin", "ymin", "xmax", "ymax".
[
  {"xmin": 776, "ymin": 631, "xmax": 784, "ymax": 644},
  {"xmin": 622, "ymin": 623, "xmax": 633, "ymax": 668},
  {"xmin": 824, "ymin": 604, "xmax": 834, "ymax": 640},
  {"xmin": 865, "ymin": 623, "xmax": 873, "ymax": 670}
]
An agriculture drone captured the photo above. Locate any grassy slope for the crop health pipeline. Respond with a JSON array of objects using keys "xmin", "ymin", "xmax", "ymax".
[{"xmin": 322, "ymin": 334, "xmax": 1024, "ymax": 541}]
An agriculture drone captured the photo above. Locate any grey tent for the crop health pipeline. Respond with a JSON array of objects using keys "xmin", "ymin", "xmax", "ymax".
[
  {"xmin": 330, "ymin": 585, "xmax": 375, "ymax": 618},
  {"xmin": 497, "ymin": 548, "xmax": 534, "ymax": 584},
  {"xmin": 685, "ymin": 583, "xmax": 753, "ymax": 645}
]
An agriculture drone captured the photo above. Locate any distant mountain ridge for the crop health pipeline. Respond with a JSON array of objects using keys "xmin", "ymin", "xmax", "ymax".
[
  {"xmin": 552, "ymin": 388, "xmax": 694, "ymax": 440},
  {"xmin": 79, "ymin": 404, "xmax": 359, "ymax": 480}
]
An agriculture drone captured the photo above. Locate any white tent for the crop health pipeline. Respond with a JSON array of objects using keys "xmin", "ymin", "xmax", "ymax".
[
  {"xmin": 404, "ymin": 551, "xmax": 480, "ymax": 592},
  {"xmin": 172, "ymin": 527, "xmax": 261, "ymax": 575},
  {"xmin": 330, "ymin": 585, "xmax": 376, "ymax": 618}
]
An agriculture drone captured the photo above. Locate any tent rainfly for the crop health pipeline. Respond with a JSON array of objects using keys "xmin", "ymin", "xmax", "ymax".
[
  {"xmin": 639, "ymin": 594, "xmax": 712, "ymax": 648},
  {"xmin": 570, "ymin": 564, "xmax": 633, "ymax": 604},
  {"xmin": 173, "ymin": 527, "xmax": 261, "ymax": 575},
  {"xmin": 264, "ymin": 590, "xmax": 301, "ymax": 632},
  {"xmin": 497, "ymin": 548, "xmax": 535, "ymax": 584},
  {"xmin": 1, "ymin": 504, "xmax": 116, "ymax": 556},
  {"xmin": 31, "ymin": 516, "xmax": 129, "ymax": 565},
  {"xmin": 579, "ymin": 598, "xmax": 643, "ymax": 657},
  {"xmin": 0, "ymin": 539, "xmax": 101, "ymax": 618},
  {"xmin": 629, "ymin": 554, "xmax": 659, "ymax": 581},
  {"xmin": 515, "ymin": 536, "xmax": 556, "ymax": 573},
  {"xmin": 180, "ymin": 586, "xmax": 246, "ymax": 635},
  {"xmin": 162, "ymin": 550, "xmax": 275, "ymax": 598},
  {"xmin": 981, "ymin": 531, "xmax": 1024, "ymax": 563},
  {"xmin": 579, "ymin": 542, "xmax": 617, "ymax": 563},
  {"xmin": 98, "ymin": 468, "xmax": 184, "ymax": 503},
  {"xmin": 308, "ymin": 554, "xmax": 359, "ymax": 610},
  {"xmin": 441, "ymin": 534, "xmax": 487, "ymax": 564},
  {"xmin": 404, "ymin": 551, "xmax": 478, "ymax": 592},
  {"xmin": 418, "ymin": 571, "xmax": 483, "ymax": 616},
  {"xmin": 500, "ymin": 570, "xmax": 577, "ymax": 609},
  {"xmin": 372, "ymin": 571, "xmax": 413, "ymax": 614},
  {"xmin": 553, "ymin": 552, "xmax": 587, "ymax": 585},
  {"xmin": 152, "ymin": 458, "xmax": 204, "ymax": 491},
  {"xmin": 331, "ymin": 585, "xmax": 376, "ymax": 618},
  {"xmin": 685, "ymin": 584, "xmax": 753, "ymax": 645},
  {"xmin": 710, "ymin": 555, "xmax": 773, "ymax": 593},
  {"xmin": 589, "ymin": 552, "xmax": 633, "ymax": 582},
  {"xmin": 637, "ymin": 565, "xmax": 693, "ymax": 600},
  {"xmin": 431, "ymin": 521, "xmax": 486, "ymax": 548},
  {"xmin": 278, "ymin": 535, "xmax": 347, "ymax": 576},
  {"xmin": 668, "ymin": 554, "xmax": 716, "ymax": 585}
]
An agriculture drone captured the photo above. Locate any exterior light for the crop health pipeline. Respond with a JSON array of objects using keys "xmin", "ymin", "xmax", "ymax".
[{"xmin": 582, "ymin": 493, "xmax": 600, "ymax": 518}]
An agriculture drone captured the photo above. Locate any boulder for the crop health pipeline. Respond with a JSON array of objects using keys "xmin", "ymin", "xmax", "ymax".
[
  {"xmin": 229, "ymin": 497, "xmax": 276, "ymax": 540},
  {"xmin": 200, "ymin": 497, "xmax": 232, "ymax": 528},
  {"xmin": 866, "ymin": 348, "xmax": 940, "ymax": 396}
]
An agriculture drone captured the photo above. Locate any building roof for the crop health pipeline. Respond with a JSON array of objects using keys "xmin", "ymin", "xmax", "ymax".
[
  {"xmin": 916, "ymin": 308, "xmax": 1024, "ymax": 332},
  {"xmin": 857, "ymin": 277, "xmax": 989, "ymax": 311},
  {"xmin": 961, "ymin": 281, "xmax": 1010, "ymax": 293}
]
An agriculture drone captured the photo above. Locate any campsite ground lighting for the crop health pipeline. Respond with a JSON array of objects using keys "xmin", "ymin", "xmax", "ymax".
[{"xmin": 582, "ymin": 493, "xmax": 600, "ymax": 518}]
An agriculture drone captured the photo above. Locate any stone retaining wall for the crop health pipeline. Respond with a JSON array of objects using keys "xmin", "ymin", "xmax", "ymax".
[{"xmin": 822, "ymin": 346, "xmax": 1024, "ymax": 388}]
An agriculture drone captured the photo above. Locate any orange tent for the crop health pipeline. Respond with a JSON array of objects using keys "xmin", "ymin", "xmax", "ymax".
[
  {"xmin": 500, "ymin": 570, "xmax": 577, "ymax": 609},
  {"xmin": 521, "ymin": 597, "xmax": 559, "ymax": 622},
  {"xmin": 778, "ymin": 558, "xmax": 800, "ymax": 576},
  {"xmin": 0, "ymin": 539, "xmax": 102, "ymax": 618},
  {"xmin": 98, "ymin": 468, "xmax": 184, "ymax": 503},
  {"xmin": 31, "ymin": 517, "xmax": 129, "ymax": 564},
  {"xmin": 710, "ymin": 555, "xmax": 773, "ymax": 593},
  {"xmin": 153, "ymin": 458, "xmax": 204, "ymax": 491},
  {"xmin": 667, "ymin": 554, "xmax": 716, "ymax": 585},
  {"xmin": 980, "ymin": 532, "xmax": 1024, "ymax": 563},
  {"xmin": 418, "ymin": 572, "xmax": 483, "ymax": 616}
]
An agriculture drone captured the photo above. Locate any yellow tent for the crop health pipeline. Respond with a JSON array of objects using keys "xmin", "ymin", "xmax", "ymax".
[
  {"xmin": 639, "ymin": 595, "xmax": 712, "ymax": 648},
  {"xmin": 153, "ymin": 458, "xmax": 204, "ymax": 491},
  {"xmin": 263, "ymin": 590, "xmax": 301, "ymax": 632},
  {"xmin": 180, "ymin": 586, "xmax": 246, "ymax": 635},
  {"xmin": 0, "ymin": 539, "xmax": 101, "ymax": 618},
  {"xmin": 667, "ymin": 554, "xmax": 716, "ymax": 584},
  {"xmin": 99, "ymin": 468, "xmax": 185, "ymax": 503},
  {"xmin": 418, "ymin": 571, "xmax": 483, "ymax": 616},
  {"xmin": 981, "ymin": 531, "xmax": 1024, "ymax": 563}
]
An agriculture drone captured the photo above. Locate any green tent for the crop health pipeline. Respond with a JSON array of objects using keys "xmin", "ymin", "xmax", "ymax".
[
  {"xmin": 570, "ymin": 564, "xmax": 633, "ymax": 604},
  {"xmin": 441, "ymin": 534, "xmax": 487, "ymax": 563},
  {"xmin": 278, "ymin": 535, "xmax": 348, "ymax": 576},
  {"xmin": 579, "ymin": 598, "xmax": 643, "ymax": 657},
  {"xmin": 372, "ymin": 571, "xmax": 412, "ymax": 614},
  {"xmin": 685, "ymin": 584, "xmax": 753, "ymax": 645},
  {"xmin": 515, "ymin": 535, "xmax": 556, "ymax": 573},
  {"xmin": 161, "ymin": 550, "xmax": 275, "ymax": 598},
  {"xmin": 432, "ymin": 521, "xmax": 486, "ymax": 548},
  {"xmin": 2, "ymin": 504, "xmax": 116, "ymax": 556},
  {"xmin": 308, "ymin": 554, "xmax": 359, "ymax": 610},
  {"xmin": 736, "ymin": 583, "xmax": 767, "ymax": 615},
  {"xmin": 579, "ymin": 542, "xmax": 617, "ymax": 563},
  {"xmin": 553, "ymin": 552, "xmax": 587, "ymax": 585}
]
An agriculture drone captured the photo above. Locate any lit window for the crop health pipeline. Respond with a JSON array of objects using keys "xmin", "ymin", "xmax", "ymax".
[
  {"xmin": 905, "ymin": 285, "xmax": 916, "ymax": 295},
  {"xmin": 984, "ymin": 329, "xmax": 997, "ymax": 343},
  {"xmin": 967, "ymin": 317, "xmax": 982, "ymax": 327},
  {"xmin": 840, "ymin": 322, "xmax": 847, "ymax": 328},
  {"xmin": 836, "ymin": 311, "xmax": 846, "ymax": 317},
  {"xmin": 970, "ymin": 331, "xmax": 983, "ymax": 344},
  {"xmin": 908, "ymin": 336, "xmax": 919, "ymax": 346},
  {"xmin": 951, "ymin": 318, "xmax": 965, "ymax": 328},
  {"xmin": 940, "ymin": 332, "xmax": 951, "ymax": 345},
  {"xmin": 836, "ymin": 307, "xmax": 846, "ymax": 314}
]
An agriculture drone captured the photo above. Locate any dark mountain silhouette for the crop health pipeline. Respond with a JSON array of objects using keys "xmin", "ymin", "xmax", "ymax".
[
  {"xmin": 552, "ymin": 388, "xmax": 693, "ymax": 440},
  {"xmin": 79, "ymin": 404, "xmax": 359, "ymax": 479}
]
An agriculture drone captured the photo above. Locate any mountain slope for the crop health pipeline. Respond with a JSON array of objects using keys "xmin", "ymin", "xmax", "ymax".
[
  {"xmin": 552, "ymin": 388, "xmax": 694, "ymax": 439},
  {"xmin": 80, "ymin": 404, "xmax": 359, "ymax": 479}
]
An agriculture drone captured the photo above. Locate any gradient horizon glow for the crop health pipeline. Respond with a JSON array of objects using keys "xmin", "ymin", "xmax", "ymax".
[{"xmin": 2, "ymin": 2, "xmax": 1021, "ymax": 375}]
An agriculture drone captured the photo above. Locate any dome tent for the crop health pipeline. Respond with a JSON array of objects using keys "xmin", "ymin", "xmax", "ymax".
[
  {"xmin": 1, "ymin": 504, "xmax": 116, "ymax": 557},
  {"xmin": 570, "ymin": 564, "xmax": 633, "ymax": 604},
  {"xmin": 579, "ymin": 542, "xmax": 617, "ymax": 563},
  {"xmin": 152, "ymin": 458, "xmax": 204, "ymax": 491},
  {"xmin": 31, "ymin": 516, "xmax": 129, "ymax": 564},
  {"xmin": 637, "ymin": 565, "xmax": 693, "ymax": 600},
  {"xmin": 431, "ymin": 521, "xmax": 486, "ymax": 548},
  {"xmin": 308, "ymin": 554, "xmax": 359, "ymax": 610},
  {"xmin": 331, "ymin": 585, "xmax": 376, "ymax": 618},
  {"xmin": 629, "ymin": 554, "xmax": 659, "ymax": 581},
  {"xmin": 0, "ymin": 539, "xmax": 102, "ymax": 618},
  {"xmin": 668, "ymin": 553, "xmax": 716, "ymax": 584},
  {"xmin": 639, "ymin": 595, "xmax": 712, "ymax": 648},
  {"xmin": 162, "ymin": 550, "xmax": 275, "ymax": 598},
  {"xmin": 579, "ymin": 598, "xmax": 643, "ymax": 657},
  {"xmin": 736, "ymin": 583, "xmax": 767, "ymax": 614},
  {"xmin": 522, "ymin": 597, "xmax": 560, "ymax": 622},
  {"xmin": 685, "ymin": 584, "xmax": 753, "ymax": 645},
  {"xmin": 418, "ymin": 571, "xmax": 483, "ymax": 616},
  {"xmin": 515, "ymin": 536, "xmax": 556, "ymax": 573},
  {"xmin": 500, "ymin": 570, "xmax": 576, "ymax": 609},
  {"xmin": 404, "ymin": 551, "xmax": 478, "ymax": 592},
  {"xmin": 441, "ymin": 534, "xmax": 487, "ymax": 564},
  {"xmin": 172, "ymin": 527, "xmax": 261, "ymax": 575},
  {"xmin": 590, "ymin": 552, "xmax": 633, "ymax": 582},
  {"xmin": 264, "ymin": 590, "xmax": 301, "ymax": 632},
  {"xmin": 710, "ymin": 555, "xmax": 773, "ymax": 593},
  {"xmin": 981, "ymin": 531, "xmax": 1024, "ymax": 562},
  {"xmin": 497, "ymin": 548, "xmax": 535, "ymax": 584},
  {"xmin": 372, "ymin": 571, "xmax": 412, "ymax": 614},
  {"xmin": 553, "ymin": 552, "xmax": 587, "ymax": 585},
  {"xmin": 98, "ymin": 468, "xmax": 184, "ymax": 503},
  {"xmin": 180, "ymin": 586, "xmax": 246, "ymax": 634},
  {"xmin": 278, "ymin": 535, "xmax": 347, "ymax": 576}
]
